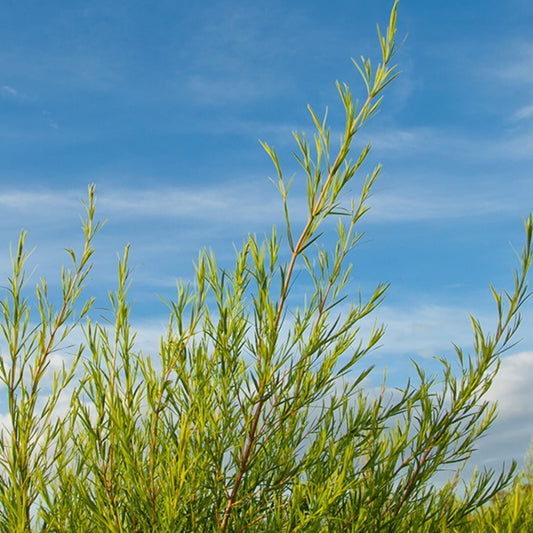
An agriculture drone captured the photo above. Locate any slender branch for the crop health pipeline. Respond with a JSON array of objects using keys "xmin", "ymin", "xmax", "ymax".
[{"xmin": 219, "ymin": 50, "xmax": 394, "ymax": 529}]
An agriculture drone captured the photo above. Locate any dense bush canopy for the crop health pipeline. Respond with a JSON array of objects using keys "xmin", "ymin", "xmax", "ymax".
[{"xmin": 0, "ymin": 2, "xmax": 532, "ymax": 531}]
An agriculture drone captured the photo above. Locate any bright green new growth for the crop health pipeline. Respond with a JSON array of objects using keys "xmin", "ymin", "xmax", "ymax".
[
  {"xmin": 459, "ymin": 445, "xmax": 533, "ymax": 532},
  {"xmin": 1, "ymin": 2, "xmax": 532, "ymax": 531}
]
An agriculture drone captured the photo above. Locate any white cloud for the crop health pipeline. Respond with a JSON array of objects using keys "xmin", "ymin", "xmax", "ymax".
[
  {"xmin": 367, "ymin": 187, "xmax": 517, "ymax": 222},
  {"xmin": 0, "ymin": 183, "xmax": 283, "ymax": 228},
  {"xmin": 373, "ymin": 304, "xmax": 478, "ymax": 358},
  {"xmin": 371, "ymin": 300, "xmax": 533, "ymax": 472},
  {"xmin": 486, "ymin": 351, "xmax": 533, "ymax": 416},
  {"xmin": 513, "ymin": 103, "xmax": 533, "ymax": 121},
  {"xmin": 469, "ymin": 351, "xmax": 533, "ymax": 470},
  {"xmin": 361, "ymin": 308, "xmax": 533, "ymax": 475},
  {"xmin": 495, "ymin": 42, "xmax": 533, "ymax": 86},
  {"xmin": 364, "ymin": 126, "xmax": 434, "ymax": 153},
  {"xmin": 363, "ymin": 124, "xmax": 533, "ymax": 162},
  {"xmin": 2, "ymin": 85, "xmax": 18, "ymax": 97},
  {"xmin": 481, "ymin": 40, "xmax": 533, "ymax": 129},
  {"xmin": 97, "ymin": 182, "xmax": 283, "ymax": 224},
  {"xmin": 0, "ymin": 412, "xmax": 12, "ymax": 436},
  {"xmin": 0, "ymin": 190, "xmax": 78, "ymax": 211},
  {"xmin": 0, "ymin": 169, "xmax": 528, "ymax": 240}
]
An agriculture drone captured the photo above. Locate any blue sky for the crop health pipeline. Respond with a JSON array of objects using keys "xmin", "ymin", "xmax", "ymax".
[{"xmin": 1, "ymin": 0, "xmax": 532, "ymax": 478}]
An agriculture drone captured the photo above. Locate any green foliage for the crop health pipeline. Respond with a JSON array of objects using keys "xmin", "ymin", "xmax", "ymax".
[
  {"xmin": 457, "ymin": 444, "xmax": 533, "ymax": 533},
  {"xmin": 0, "ymin": 2, "xmax": 532, "ymax": 531}
]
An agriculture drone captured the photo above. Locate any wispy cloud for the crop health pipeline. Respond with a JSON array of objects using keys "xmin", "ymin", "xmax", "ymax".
[
  {"xmin": 0, "ymin": 169, "xmax": 528, "ymax": 233},
  {"xmin": 471, "ymin": 350, "xmax": 533, "ymax": 469},
  {"xmin": 365, "ymin": 303, "xmax": 490, "ymax": 359},
  {"xmin": 362, "ymin": 124, "xmax": 533, "ymax": 162},
  {"xmin": 178, "ymin": 4, "xmax": 294, "ymax": 105},
  {"xmin": 366, "ymin": 183, "xmax": 529, "ymax": 222},
  {"xmin": 96, "ymin": 182, "xmax": 284, "ymax": 225},
  {"xmin": 2, "ymin": 85, "xmax": 18, "ymax": 97},
  {"xmin": 0, "ymin": 190, "xmax": 79, "ymax": 212},
  {"xmin": 481, "ymin": 40, "xmax": 533, "ymax": 126},
  {"xmin": 42, "ymin": 110, "xmax": 59, "ymax": 129},
  {"xmin": 0, "ymin": 184, "xmax": 281, "ymax": 224},
  {"xmin": 495, "ymin": 42, "xmax": 533, "ymax": 86},
  {"xmin": 513, "ymin": 103, "xmax": 533, "ymax": 122}
]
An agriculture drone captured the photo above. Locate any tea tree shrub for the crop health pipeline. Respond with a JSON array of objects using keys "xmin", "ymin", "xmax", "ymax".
[
  {"xmin": 0, "ymin": 2, "xmax": 532, "ymax": 531},
  {"xmin": 457, "ymin": 444, "xmax": 533, "ymax": 532}
]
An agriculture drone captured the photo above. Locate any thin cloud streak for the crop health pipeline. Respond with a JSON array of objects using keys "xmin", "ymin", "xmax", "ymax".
[
  {"xmin": 366, "ymin": 186, "xmax": 529, "ymax": 222},
  {"xmin": 494, "ymin": 41, "xmax": 533, "ymax": 86},
  {"xmin": 0, "ymin": 174, "xmax": 528, "ymax": 230},
  {"xmin": 1, "ymin": 85, "xmax": 18, "ymax": 97},
  {"xmin": 0, "ymin": 190, "xmax": 79, "ymax": 212},
  {"xmin": 0, "ymin": 185, "xmax": 281, "ymax": 224},
  {"xmin": 364, "ymin": 125, "xmax": 533, "ymax": 161},
  {"xmin": 512, "ymin": 103, "xmax": 533, "ymax": 122},
  {"xmin": 359, "ymin": 303, "xmax": 498, "ymax": 361},
  {"xmin": 97, "ymin": 184, "xmax": 283, "ymax": 224}
]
